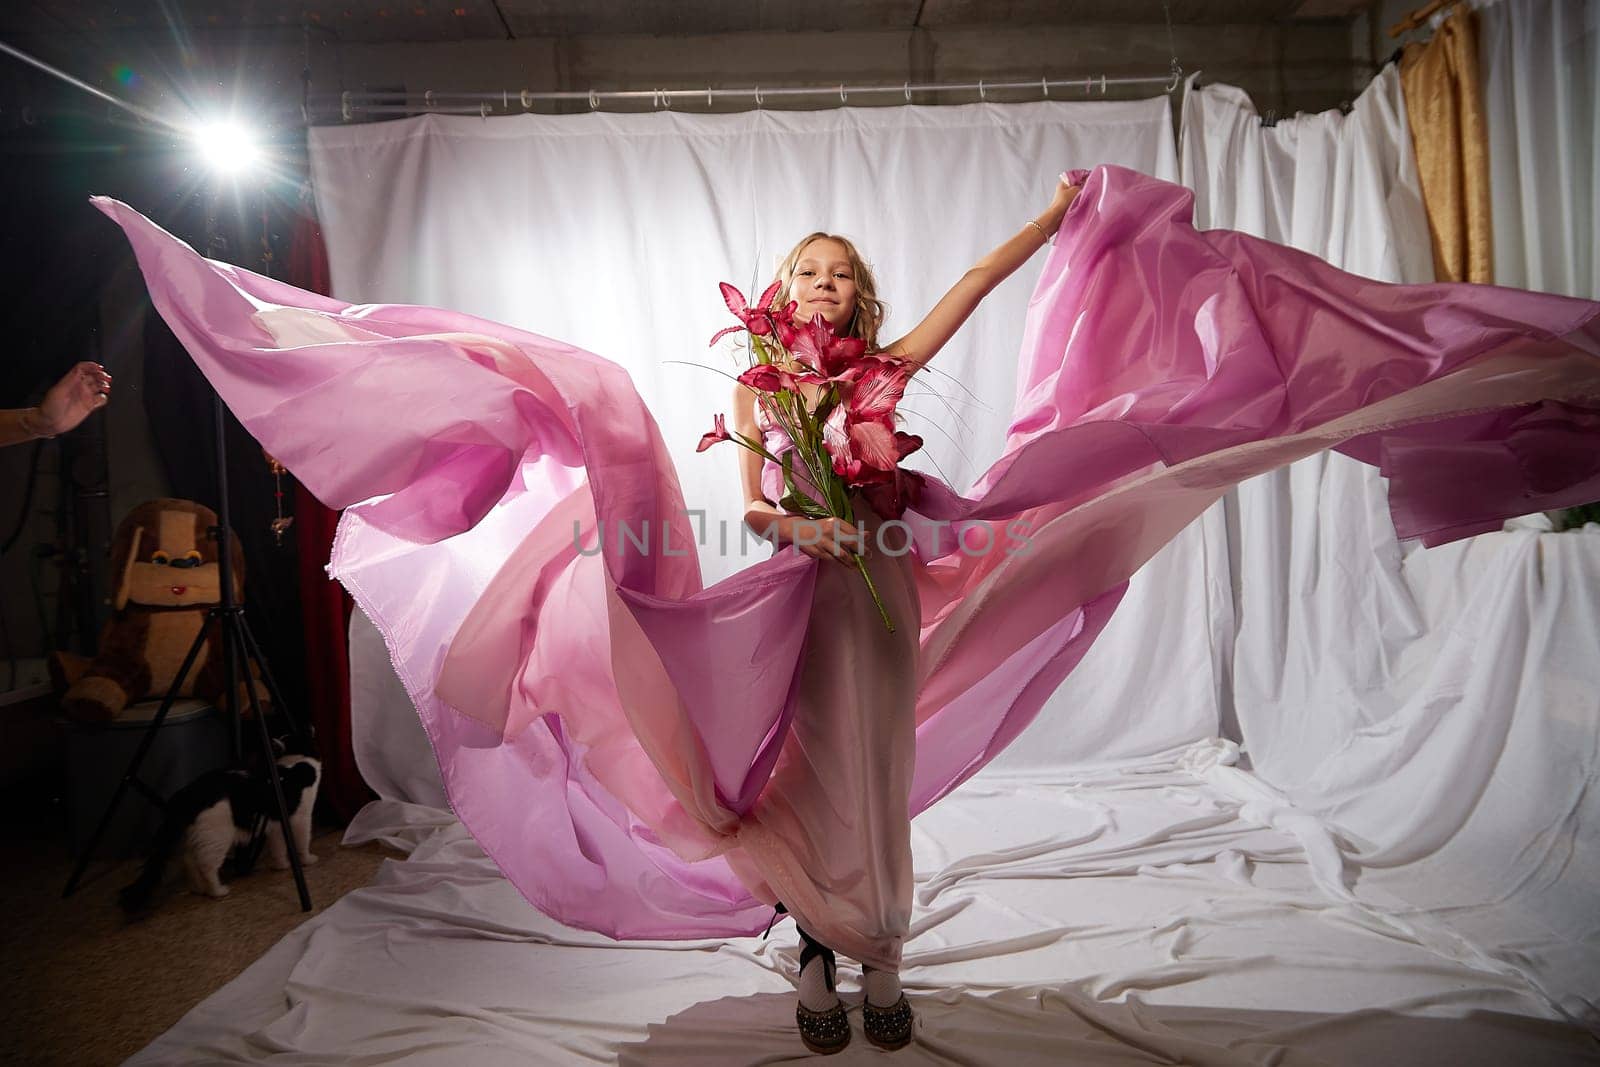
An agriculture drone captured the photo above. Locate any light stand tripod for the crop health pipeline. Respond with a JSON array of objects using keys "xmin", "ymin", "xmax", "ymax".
[{"xmin": 63, "ymin": 188, "xmax": 314, "ymax": 911}]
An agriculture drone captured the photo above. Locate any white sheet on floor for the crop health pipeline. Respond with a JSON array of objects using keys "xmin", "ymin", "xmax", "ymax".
[{"xmin": 127, "ymin": 728, "xmax": 1597, "ymax": 1064}]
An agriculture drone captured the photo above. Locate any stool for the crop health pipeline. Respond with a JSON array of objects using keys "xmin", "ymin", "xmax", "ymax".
[{"xmin": 61, "ymin": 699, "xmax": 232, "ymax": 860}]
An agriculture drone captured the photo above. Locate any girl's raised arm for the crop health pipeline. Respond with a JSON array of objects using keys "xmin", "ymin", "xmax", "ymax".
[{"xmin": 883, "ymin": 175, "xmax": 1080, "ymax": 369}]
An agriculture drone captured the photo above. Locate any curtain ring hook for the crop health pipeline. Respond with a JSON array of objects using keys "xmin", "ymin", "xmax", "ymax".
[
  {"xmin": 340, "ymin": 90, "xmax": 352, "ymax": 122},
  {"xmin": 588, "ymin": 89, "xmax": 598, "ymax": 110},
  {"xmin": 839, "ymin": 83, "xmax": 847, "ymax": 104},
  {"xmin": 755, "ymin": 86, "xmax": 764, "ymax": 108},
  {"xmin": 1167, "ymin": 60, "xmax": 1183, "ymax": 93},
  {"xmin": 521, "ymin": 89, "xmax": 534, "ymax": 110},
  {"xmin": 1042, "ymin": 75, "xmax": 1049, "ymax": 99},
  {"xmin": 979, "ymin": 78, "xmax": 986, "ymax": 101},
  {"xmin": 904, "ymin": 80, "xmax": 911, "ymax": 103},
  {"xmin": 707, "ymin": 85, "xmax": 713, "ymax": 108},
  {"xmin": 424, "ymin": 89, "xmax": 435, "ymax": 110},
  {"xmin": 1100, "ymin": 74, "xmax": 1107, "ymax": 94},
  {"xmin": 1084, "ymin": 76, "xmax": 1091, "ymax": 94},
  {"xmin": 502, "ymin": 90, "xmax": 507, "ymax": 109},
  {"xmin": 480, "ymin": 102, "xmax": 490, "ymax": 120}
]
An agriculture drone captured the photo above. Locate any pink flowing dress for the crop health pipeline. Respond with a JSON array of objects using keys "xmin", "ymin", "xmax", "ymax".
[
  {"xmin": 92, "ymin": 166, "xmax": 1600, "ymax": 969},
  {"xmin": 721, "ymin": 408, "xmax": 923, "ymax": 969}
]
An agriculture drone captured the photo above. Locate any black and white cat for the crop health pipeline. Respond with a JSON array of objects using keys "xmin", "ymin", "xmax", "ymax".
[{"xmin": 119, "ymin": 752, "xmax": 321, "ymax": 913}]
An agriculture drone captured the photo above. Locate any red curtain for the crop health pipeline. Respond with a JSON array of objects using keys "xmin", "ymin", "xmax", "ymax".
[{"xmin": 287, "ymin": 203, "xmax": 371, "ymax": 822}]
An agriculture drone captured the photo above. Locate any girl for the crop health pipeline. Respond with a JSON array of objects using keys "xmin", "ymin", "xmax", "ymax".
[{"xmin": 729, "ymin": 177, "xmax": 1081, "ymax": 1052}]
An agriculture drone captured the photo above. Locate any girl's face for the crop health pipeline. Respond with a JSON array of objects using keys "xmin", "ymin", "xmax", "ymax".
[{"xmin": 787, "ymin": 238, "xmax": 858, "ymax": 333}]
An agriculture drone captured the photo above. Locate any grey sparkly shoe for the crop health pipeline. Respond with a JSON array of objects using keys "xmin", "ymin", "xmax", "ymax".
[
  {"xmin": 862, "ymin": 992, "xmax": 914, "ymax": 1051},
  {"xmin": 795, "ymin": 930, "xmax": 849, "ymax": 1055}
]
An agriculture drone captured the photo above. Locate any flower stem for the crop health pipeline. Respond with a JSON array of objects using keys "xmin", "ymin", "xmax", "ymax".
[{"xmin": 853, "ymin": 554, "xmax": 895, "ymax": 633}]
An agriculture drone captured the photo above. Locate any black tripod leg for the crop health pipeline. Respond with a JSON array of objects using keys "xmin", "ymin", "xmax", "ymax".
[
  {"xmin": 236, "ymin": 811, "xmax": 269, "ymax": 876},
  {"xmin": 239, "ymin": 635, "xmax": 312, "ymax": 911},
  {"xmin": 62, "ymin": 617, "xmax": 212, "ymax": 898},
  {"xmin": 238, "ymin": 616, "xmax": 308, "ymax": 746}
]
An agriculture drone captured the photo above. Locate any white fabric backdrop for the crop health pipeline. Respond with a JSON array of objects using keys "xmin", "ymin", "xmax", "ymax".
[
  {"xmin": 1183, "ymin": 65, "xmax": 1600, "ymax": 1026},
  {"xmin": 308, "ymin": 99, "xmax": 1226, "ymax": 797},
  {"xmin": 1479, "ymin": 0, "xmax": 1599, "ymax": 299},
  {"xmin": 1180, "ymin": 67, "xmax": 1437, "ymax": 821}
]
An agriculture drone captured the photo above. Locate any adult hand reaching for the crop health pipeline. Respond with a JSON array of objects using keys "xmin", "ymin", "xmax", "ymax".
[
  {"xmin": 1, "ymin": 361, "xmax": 112, "ymax": 447},
  {"xmin": 39, "ymin": 361, "xmax": 112, "ymax": 435}
]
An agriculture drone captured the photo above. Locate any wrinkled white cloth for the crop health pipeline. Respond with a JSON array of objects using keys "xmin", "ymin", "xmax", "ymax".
[{"xmin": 128, "ymin": 735, "xmax": 1595, "ymax": 1064}]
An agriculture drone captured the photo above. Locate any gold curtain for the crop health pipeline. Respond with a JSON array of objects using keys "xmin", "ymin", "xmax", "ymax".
[{"xmin": 1400, "ymin": 6, "xmax": 1493, "ymax": 284}]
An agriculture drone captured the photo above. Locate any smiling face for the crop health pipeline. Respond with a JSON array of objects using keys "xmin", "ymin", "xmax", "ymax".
[
  {"xmin": 771, "ymin": 231, "xmax": 885, "ymax": 350},
  {"xmin": 786, "ymin": 238, "xmax": 859, "ymax": 333}
]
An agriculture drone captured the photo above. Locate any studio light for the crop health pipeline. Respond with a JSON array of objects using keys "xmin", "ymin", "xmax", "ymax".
[{"xmin": 192, "ymin": 119, "xmax": 262, "ymax": 174}]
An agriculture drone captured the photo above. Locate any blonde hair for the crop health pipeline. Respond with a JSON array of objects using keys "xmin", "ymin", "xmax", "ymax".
[{"xmin": 771, "ymin": 232, "xmax": 887, "ymax": 351}]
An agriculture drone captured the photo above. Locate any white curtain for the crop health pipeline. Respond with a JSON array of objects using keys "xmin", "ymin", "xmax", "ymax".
[
  {"xmin": 1479, "ymin": 0, "xmax": 1600, "ymax": 298},
  {"xmin": 307, "ymin": 100, "xmax": 1220, "ymax": 797},
  {"xmin": 1181, "ymin": 68, "xmax": 1436, "ymax": 797},
  {"xmin": 1183, "ymin": 66, "xmax": 1600, "ymax": 1026}
]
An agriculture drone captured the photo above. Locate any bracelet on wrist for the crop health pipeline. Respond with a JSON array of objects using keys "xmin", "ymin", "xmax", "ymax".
[{"xmin": 1026, "ymin": 219, "xmax": 1054, "ymax": 245}]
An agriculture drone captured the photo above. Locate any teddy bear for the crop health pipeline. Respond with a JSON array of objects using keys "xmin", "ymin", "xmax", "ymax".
[{"xmin": 54, "ymin": 498, "xmax": 267, "ymax": 723}]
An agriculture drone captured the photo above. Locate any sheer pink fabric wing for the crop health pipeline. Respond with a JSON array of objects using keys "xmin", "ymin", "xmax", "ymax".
[{"xmin": 90, "ymin": 163, "xmax": 1600, "ymax": 942}]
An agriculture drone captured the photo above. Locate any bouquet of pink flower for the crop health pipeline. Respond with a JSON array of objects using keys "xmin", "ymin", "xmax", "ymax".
[{"xmin": 697, "ymin": 281, "xmax": 925, "ymax": 632}]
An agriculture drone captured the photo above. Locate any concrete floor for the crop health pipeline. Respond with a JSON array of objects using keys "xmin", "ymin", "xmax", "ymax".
[{"xmin": 0, "ymin": 784, "xmax": 395, "ymax": 1067}]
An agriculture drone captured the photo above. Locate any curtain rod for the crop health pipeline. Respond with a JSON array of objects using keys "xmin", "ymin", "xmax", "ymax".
[
  {"xmin": 0, "ymin": 37, "xmax": 1183, "ymax": 131},
  {"xmin": 313, "ymin": 66, "xmax": 1185, "ymax": 121}
]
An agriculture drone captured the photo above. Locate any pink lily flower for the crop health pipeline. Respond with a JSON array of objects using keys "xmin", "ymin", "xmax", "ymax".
[
  {"xmin": 821, "ymin": 405, "xmax": 855, "ymax": 476},
  {"xmin": 737, "ymin": 363, "xmax": 816, "ymax": 393},
  {"xmin": 838, "ymin": 356, "xmax": 914, "ymax": 421},
  {"xmin": 789, "ymin": 315, "xmax": 867, "ymax": 378},
  {"xmin": 848, "ymin": 419, "xmax": 902, "ymax": 473},
  {"xmin": 709, "ymin": 280, "xmax": 785, "ymax": 347},
  {"xmin": 696, "ymin": 280, "xmax": 914, "ymax": 631},
  {"xmin": 823, "ymin": 406, "xmax": 904, "ymax": 485},
  {"xmin": 696, "ymin": 413, "xmax": 732, "ymax": 452},
  {"xmin": 851, "ymin": 421, "xmax": 923, "ymax": 470},
  {"xmin": 771, "ymin": 299, "xmax": 801, "ymax": 348}
]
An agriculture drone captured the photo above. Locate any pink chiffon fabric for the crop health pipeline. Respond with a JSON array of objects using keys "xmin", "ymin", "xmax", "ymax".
[{"xmin": 93, "ymin": 165, "xmax": 1600, "ymax": 968}]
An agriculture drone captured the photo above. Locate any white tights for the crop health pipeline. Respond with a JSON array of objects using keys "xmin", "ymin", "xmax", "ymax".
[
  {"xmin": 797, "ymin": 955, "xmax": 903, "ymax": 1011},
  {"xmin": 862, "ymin": 966, "xmax": 903, "ymax": 1007},
  {"xmin": 797, "ymin": 951, "xmax": 837, "ymax": 1012}
]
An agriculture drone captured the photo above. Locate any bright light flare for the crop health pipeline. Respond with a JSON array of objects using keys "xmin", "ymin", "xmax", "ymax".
[{"xmin": 192, "ymin": 120, "xmax": 262, "ymax": 174}]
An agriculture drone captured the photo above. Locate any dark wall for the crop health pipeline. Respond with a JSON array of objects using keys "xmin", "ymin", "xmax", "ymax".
[{"xmin": 0, "ymin": 63, "xmax": 310, "ymax": 722}]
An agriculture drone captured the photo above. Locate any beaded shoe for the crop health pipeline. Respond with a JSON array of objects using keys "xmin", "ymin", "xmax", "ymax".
[
  {"xmin": 862, "ymin": 992, "xmax": 914, "ymax": 1051},
  {"xmin": 794, "ymin": 930, "xmax": 849, "ymax": 1055}
]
